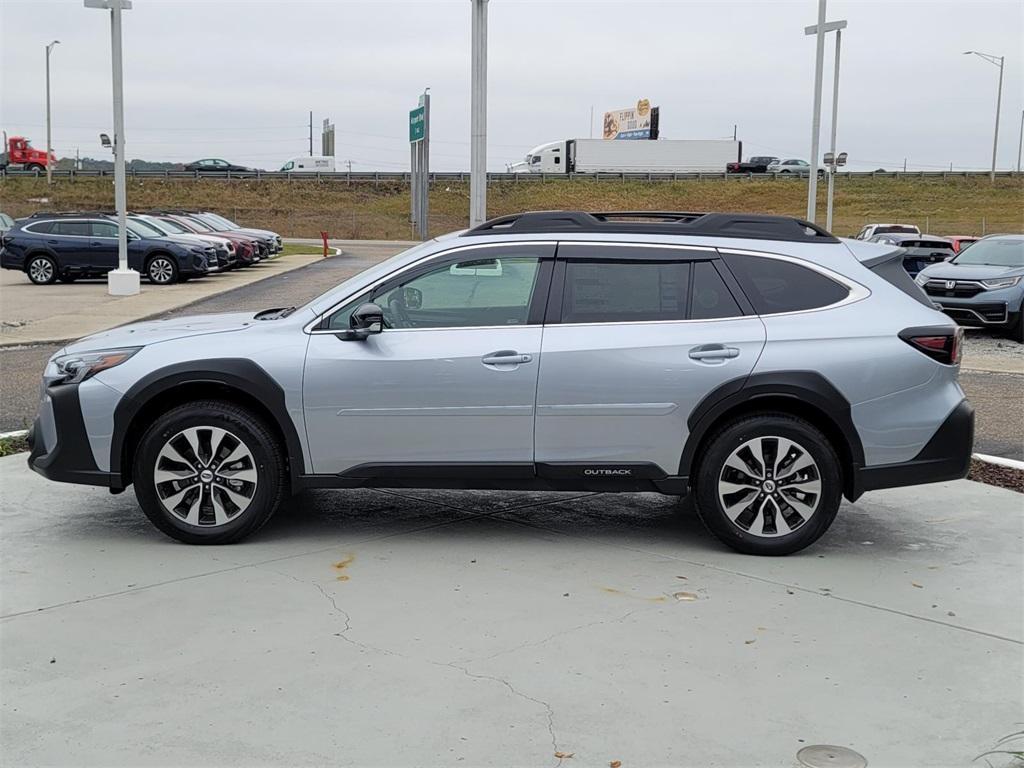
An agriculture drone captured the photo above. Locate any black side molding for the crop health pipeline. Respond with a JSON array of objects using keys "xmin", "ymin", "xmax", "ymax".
[{"xmin": 854, "ymin": 400, "xmax": 974, "ymax": 497}]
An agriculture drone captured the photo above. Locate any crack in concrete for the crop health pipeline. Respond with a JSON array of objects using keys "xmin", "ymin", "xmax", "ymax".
[{"xmin": 265, "ymin": 563, "xmax": 565, "ymax": 764}]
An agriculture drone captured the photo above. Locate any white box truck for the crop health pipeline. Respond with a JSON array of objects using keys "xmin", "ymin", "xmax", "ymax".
[{"xmin": 511, "ymin": 139, "xmax": 741, "ymax": 174}]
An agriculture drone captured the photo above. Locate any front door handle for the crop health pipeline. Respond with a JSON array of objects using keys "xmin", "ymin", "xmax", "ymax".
[
  {"xmin": 688, "ymin": 345, "xmax": 740, "ymax": 361},
  {"xmin": 482, "ymin": 350, "xmax": 532, "ymax": 366}
]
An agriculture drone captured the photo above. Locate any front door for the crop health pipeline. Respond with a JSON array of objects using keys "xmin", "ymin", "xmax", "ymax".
[
  {"xmin": 302, "ymin": 242, "xmax": 554, "ymax": 475},
  {"xmin": 534, "ymin": 244, "xmax": 766, "ymax": 479}
]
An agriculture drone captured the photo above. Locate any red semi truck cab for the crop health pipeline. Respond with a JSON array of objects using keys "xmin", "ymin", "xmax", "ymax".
[{"xmin": 1, "ymin": 135, "xmax": 56, "ymax": 171}]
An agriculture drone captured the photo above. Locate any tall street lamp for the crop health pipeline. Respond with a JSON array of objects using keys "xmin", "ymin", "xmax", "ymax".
[
  {"xmin": 964, "ymin": 50, "xmax": 1004, "ymax": 183},
  {"xmin": 805, "ymin": 17, "xmax": 847, "ymax": 231},
  {"xmin": 45, "ymin": 40, "xmax": 59, "ymax": 186},
  {"xmin": 469, "ymin": 0, "xmax": 488, "ymax": 227},
  {"xmin": 804, "ymin": 0, "xmax": 827, "ymax": 223},
  {"xmin": 85, "ymin": 0, "xmax": 139, "ymax": 296}
]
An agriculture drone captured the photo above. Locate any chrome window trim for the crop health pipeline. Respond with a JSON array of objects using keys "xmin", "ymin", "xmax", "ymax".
[
  {"xmin": 23, "ymin": 218, "xmax": 95, "ymax": 239},
  {"xmin": 716, "ymin": 246, "xmax": 871, "ymax": 318},
  {"xmin": 305, "ymin": 240, "xmax": 558, "ymax": 334}
]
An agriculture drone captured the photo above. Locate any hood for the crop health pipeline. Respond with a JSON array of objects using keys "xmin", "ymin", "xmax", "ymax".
[
  {"xmin": 62, "ymin": 311, "xmax": 258, "ymax": 353},
  {"xmin": 918, "ymin": 261, "xmax": 1024, "ymax": 280}
]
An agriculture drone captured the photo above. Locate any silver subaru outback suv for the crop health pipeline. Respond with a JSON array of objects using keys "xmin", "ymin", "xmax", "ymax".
[{"xmin": 27, "ymin": 211, "xmax": 974, "ymax": 555}]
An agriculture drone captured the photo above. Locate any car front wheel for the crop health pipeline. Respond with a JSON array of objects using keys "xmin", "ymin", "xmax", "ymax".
[
  {"xmin": 693, "ymin": 413, "xmax": 842, "ymax": 556},
  {"xmin": 146, "ymin": 254, "xmax": 179, "ymax": 285},
  {"xmin": 133, "ymin": 400, "xmax": 286, "ymax": 544}
]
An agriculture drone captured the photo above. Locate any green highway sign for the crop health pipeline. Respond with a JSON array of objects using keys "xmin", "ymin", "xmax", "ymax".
[{"xmin": 409, "ymin": 106, "xmax": 425, "ymax": 143}]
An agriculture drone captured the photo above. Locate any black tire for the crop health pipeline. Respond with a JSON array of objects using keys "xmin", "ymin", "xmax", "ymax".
[
  {"xmin": 146, "ymin": 253, "xmax": 179, "ymax": 285},
  {"xmin": 693, "ymin": 412, "xmax": 842, "ymax": 556},
  {"xmin": 26, "ymin": 254, "xmax": 58, "ymax": 285},
  {"xmin": 132, "ymin": 400, "xmax": 286, "ymax": 544},
  {"xmin": 27, "ymin": 163, "xmax": 45, "ymax": 173},
  {"xmin": 1010, "ymin": 312, "xmax": 1024, "ymax": 344}
]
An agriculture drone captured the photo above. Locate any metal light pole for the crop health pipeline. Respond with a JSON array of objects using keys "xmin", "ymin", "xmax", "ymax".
[
  {"xmin": 86, "ymin": 0, "xmax": 139, "ymax": 296},
  {"xmin": 45, "ymin": 40, "xmax": 59, "ymax": 185},
  {"xmin": 804, "ymin": 0, "xmax": 827, "ymax": 223},
  {"xmin": 469, "ymin": 0, "xmax": 488, "ymax": 227},
  {"xmin": 1017, "ymin": 109, "xmax": 1023, "ymax": 174},
  {"xmin": 964, "ymin": 51, "xmax": 1004, "ymax": 183},
  {"xmin": 805, "ymin": 18, "xmax": 847, "ymax": 231}
]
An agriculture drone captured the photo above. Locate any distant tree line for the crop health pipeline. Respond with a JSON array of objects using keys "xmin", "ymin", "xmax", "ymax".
[{"xmin": 55, "ymin": 157, "xmax": 184, "ymax": 171}]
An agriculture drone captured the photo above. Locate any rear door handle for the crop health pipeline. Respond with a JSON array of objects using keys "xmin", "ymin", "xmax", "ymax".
[
  {"xmin": 688, "ymin": 345, "xmax": 740, "ymax": 361},
  {"xmin": 482, "ymin": 350, "xmax": 532, "ymax": 366}
]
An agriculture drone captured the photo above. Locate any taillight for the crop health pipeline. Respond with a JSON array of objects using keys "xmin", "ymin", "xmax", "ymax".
[{"xmin": 899, "ymin": 326, "xmax": 963, "ymax": 365}]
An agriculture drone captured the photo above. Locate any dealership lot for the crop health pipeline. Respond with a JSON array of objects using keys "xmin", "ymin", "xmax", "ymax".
[{"xmin": 1, "ymin": 453, "xmax": 1020, "ymax": 767}]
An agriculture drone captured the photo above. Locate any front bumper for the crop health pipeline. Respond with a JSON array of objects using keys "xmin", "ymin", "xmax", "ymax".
[
  {"xmin": 929, "ymin": 296, "xmax": 1015, "ymax": 327},
  {"xmin": 27, "ymin": 383, "xmax": 120, "ymax": 489},
  {"xmin": 850, "ymin": 399, "xmax": 974, "ymax": 499}
]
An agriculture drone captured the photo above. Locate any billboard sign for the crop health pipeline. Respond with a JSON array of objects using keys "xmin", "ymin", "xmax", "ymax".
[
  {"xmin": 603, "ymin": 99, "xmax": 658, "ymax": 140},
  {"xmin": 409, "ymin": 106, "xmax": 425, "ymax": 143}
]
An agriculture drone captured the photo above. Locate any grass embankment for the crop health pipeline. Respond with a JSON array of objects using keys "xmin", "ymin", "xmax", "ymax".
[{"xmin": 2, "ymin": 175, "xmax": 1021, "ymax": 240}]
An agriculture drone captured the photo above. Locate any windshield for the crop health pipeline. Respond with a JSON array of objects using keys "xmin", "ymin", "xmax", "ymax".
[
  {"xmin": 204, "ymin": 212, "xmax": 238, "ymax": 229},
  {"xmin": 146, "ymin": 216, "xmax": 185, "ymax": 234},
  {"xmin": 180, "ymin": 216, "xmax": 214, "ymax": 232},
  {"xmin": 953, "ymin": 237, "xmax": 1024, "ymax": 267},
  {"xmin": 133, "ymin": 217, "xmax": 170, "ymax": 236},
  {"xmin": 126, "ymin": 218, "xmax": 165, "ymax": 238}
]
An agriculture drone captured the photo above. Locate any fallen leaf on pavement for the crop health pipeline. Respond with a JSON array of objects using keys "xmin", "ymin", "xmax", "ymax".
[
  {"xmin": 610, "ymin": 761, "xmax": 622, "ymax": 768},
  {"xmin": 744, "ymin": 639, "xmax": 756, "ymax": 645},
  {"xmin": 912, "ymin": 582, "xmax": 923, "ymax": 588},
  {"xmin": 673, "ymin": 592, "xmax": 698, "ymax": 601},
  {"xmin": 555, "ymin": 751, "xmax": 574, "ymax": 759}
]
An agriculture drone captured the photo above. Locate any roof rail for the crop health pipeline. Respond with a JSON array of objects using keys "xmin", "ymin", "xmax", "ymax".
[
  {"xmin": 28, "ymin": 210, "xmax": 116, "ymax": 218},
  {"xmin": 461, "ymin": 210, "xmax": 838, "ymax": 243}
]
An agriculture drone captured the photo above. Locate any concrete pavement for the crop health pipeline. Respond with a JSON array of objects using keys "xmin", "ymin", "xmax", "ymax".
[{"xmin": 1, "ymin": 452, "xmax": 1020, "ymax": 767}]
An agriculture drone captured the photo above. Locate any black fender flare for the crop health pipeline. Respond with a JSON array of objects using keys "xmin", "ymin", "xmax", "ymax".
[
  {"xmin": 110, "ymin": 358, "xmax": 306, "ymax": 488},
  {"xmin": 678, "ymin": 370, "xmax": 866, "ymax": 490}
]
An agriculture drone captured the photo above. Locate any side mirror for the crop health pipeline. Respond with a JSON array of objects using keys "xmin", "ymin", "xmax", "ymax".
[{"xmin": 336, "ymin": 302, "xmax": 383, "ymax": 341}]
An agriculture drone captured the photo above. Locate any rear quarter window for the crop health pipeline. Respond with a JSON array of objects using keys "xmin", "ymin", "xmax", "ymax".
[{"xmin": 722, "ymin": 253, "xmax": 850, "ymax": 314}]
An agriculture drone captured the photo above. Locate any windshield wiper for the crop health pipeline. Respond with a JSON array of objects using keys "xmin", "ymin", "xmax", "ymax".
[{"xmin": 254, "ymin": 306, "xmax": 296, "ymax": 320}]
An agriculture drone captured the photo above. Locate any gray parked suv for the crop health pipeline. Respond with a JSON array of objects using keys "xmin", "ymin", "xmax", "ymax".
[
  {"xmin": 27, "ymin": 211, "xmax": 974, "ymax": 555},
  {"xmin": 915, "ymin": 234, "xmax": 1023, "ymax": 341}
]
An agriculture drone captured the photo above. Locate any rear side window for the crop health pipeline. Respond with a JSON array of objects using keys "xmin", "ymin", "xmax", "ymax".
[
  {"xmin": 561, "ymin": 261, "xmax": 690, "ymax": 323},
  {"xmin": 51, "ymin": 220, "xmax": 90, "ymax": 236},
  {"xmin": 691, "ymin": 261, "xmax": 743, "ymax": 319},
  {"xmin": 723, "ymin": 253, "xmax": 849, "ymax": 314}
]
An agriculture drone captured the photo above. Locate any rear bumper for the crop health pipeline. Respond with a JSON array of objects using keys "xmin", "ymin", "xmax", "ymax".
[
  {"xmin": 27, "ymin": 383, "xmax": 121, "ymax": 489},
  {"xmin": 850, "ymin": 399, "xmax": 974, "ymax": 499}
]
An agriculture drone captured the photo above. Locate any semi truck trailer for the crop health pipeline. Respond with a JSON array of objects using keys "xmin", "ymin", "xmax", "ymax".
[{"xmin": 510, "ymin": 139, "xmax": 741, "ymax": 174}]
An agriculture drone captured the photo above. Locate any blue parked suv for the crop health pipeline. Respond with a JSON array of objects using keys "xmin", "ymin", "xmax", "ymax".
[
  {"xmin": 0, "ymin": 212, "xmax": 213, "ymax": 285},
  {"xmin": 915, "ymin": 234, "xmax": 1024, "ymax": 342}
]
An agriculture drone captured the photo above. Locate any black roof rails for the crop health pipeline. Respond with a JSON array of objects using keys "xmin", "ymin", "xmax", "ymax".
[
  {"xmin": 461, "ymin": 210, "xmax": 838, "ymax": 244},
  {"xmin": 28, "ymin": 210, "xmax": 117, "ymax": 218}
]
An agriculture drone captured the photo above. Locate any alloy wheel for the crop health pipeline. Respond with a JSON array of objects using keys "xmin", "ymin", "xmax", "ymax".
[
  {"xmin": 153, "ymin": 426, "xmax": 258, "ymax": 527},
  {"xmin": 149, "ymin": 257, "xmax": 175, "ymax": 284},
  {"xmin": 29, "ymin": 258, "xmax": 54, "ymax": 283},
  {"xmin": 717, "ymin": 436, "xmax": 822, "ymax": 537}
]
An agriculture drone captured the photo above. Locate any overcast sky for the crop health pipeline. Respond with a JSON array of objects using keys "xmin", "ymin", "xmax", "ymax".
[{"xmin": 1, "ymin": 0, "xmax": 1022, "ymax": 171}]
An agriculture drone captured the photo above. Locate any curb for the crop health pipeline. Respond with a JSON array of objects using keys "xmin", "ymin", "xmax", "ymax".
[{"xmin": 972, "ymin": 452, "xmax": 1024, "ymax": 471}]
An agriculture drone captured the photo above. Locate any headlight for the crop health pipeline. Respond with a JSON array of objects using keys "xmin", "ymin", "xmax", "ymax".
[
  {"xmin": 981, "ymin": 276, "xmax": 1021, "ymax": 289},
  {"xmin": 53, "ymin": 347, "xmax": 140, "ymax": 385},
  {"xmin": 914, "ymin": 273, "xmax": 929, "ymax": 285}
]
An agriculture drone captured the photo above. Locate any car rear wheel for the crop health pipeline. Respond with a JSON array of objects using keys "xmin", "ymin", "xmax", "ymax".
[
  {"xmin": 146, "ymin": 254, "xmax": 178, "ymax": 285},
  {"xmin": 27, "ymin": 255, "xmax": 57, "ymax": 285},
  {"xmin": 693, "ymin": 413, "xmax": 842, "ymax": 555},
  {"xmin": 133, "ymin": 400, "xmax": 286, "ymax": 544}
]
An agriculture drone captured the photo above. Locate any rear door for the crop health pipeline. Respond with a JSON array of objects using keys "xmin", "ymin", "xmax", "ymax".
[
  {"xmin": 534, "ymin": 243, "xmax": 766, "ymax": 481},
  {"xmin": 49, "ymin": 219, "xmax": 93, "ymax": 268},
  {"xmin": 88, "ymin": 220, "xmax": 120, "ymax": 272}
]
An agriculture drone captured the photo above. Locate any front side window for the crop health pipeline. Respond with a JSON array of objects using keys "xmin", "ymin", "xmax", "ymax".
[
  {"xmin": 326, "ymin": 247, "xmax": 545, "ymax": 330},
  {"xmin": 723, "ymin": 253, "xmax": 850, "ymax": 314},
  {"xmin": 91, "ymin": 221, "xmax": 118, "ymax": 238}
]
